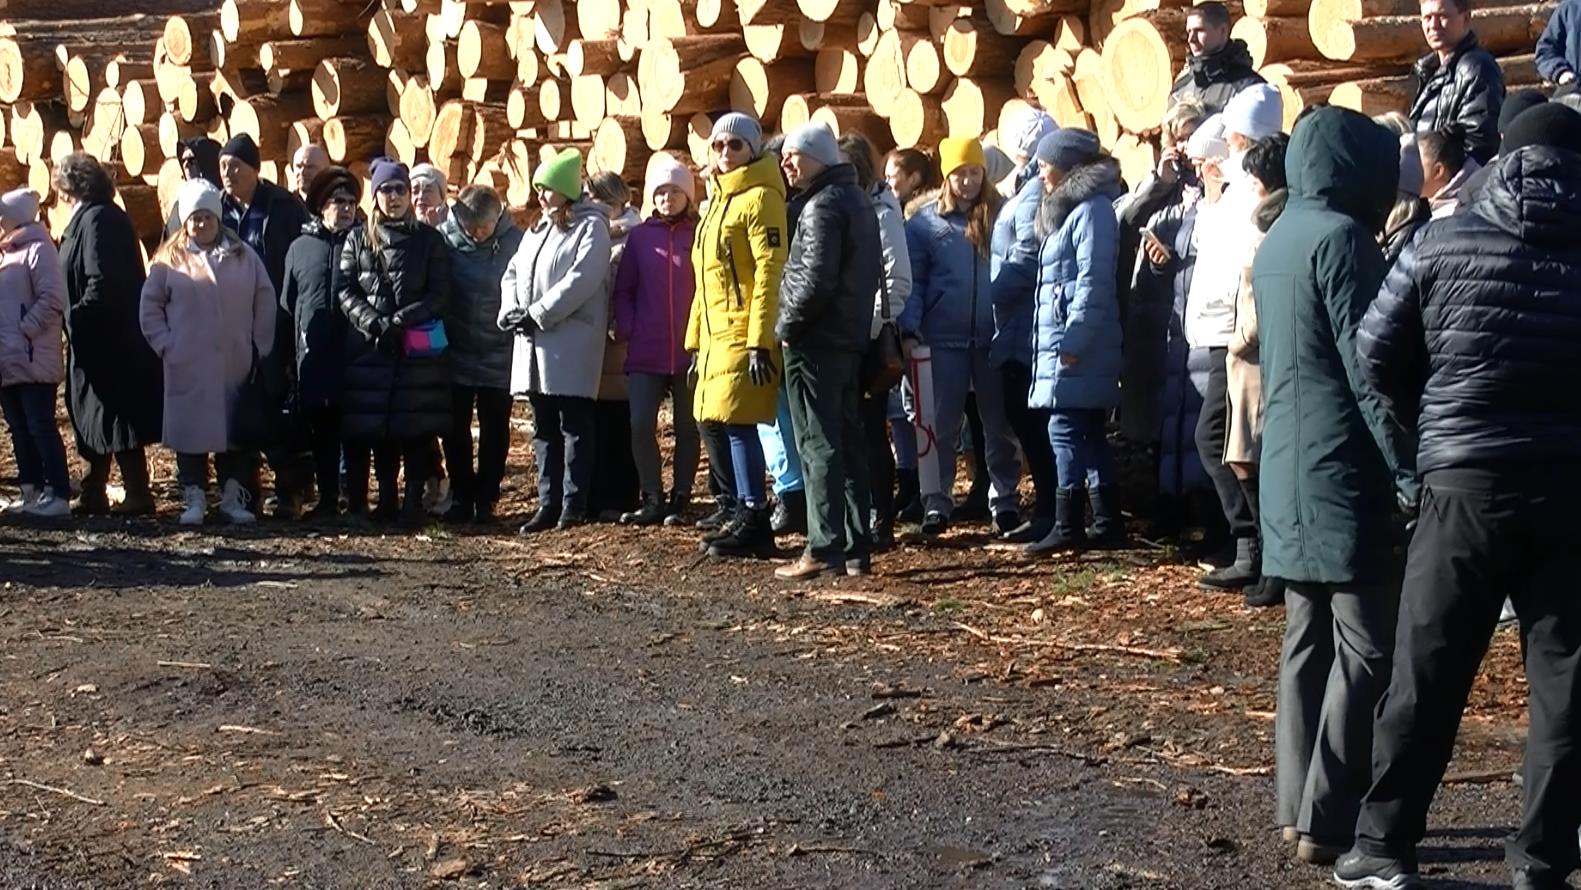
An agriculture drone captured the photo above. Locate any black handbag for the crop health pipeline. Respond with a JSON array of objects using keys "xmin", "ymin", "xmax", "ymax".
[
  {"xmin": 231, "ymin": 347, "xmax": 282, "ymax": 450},
  {"xmin": 862, "ymin": 272, "xmax": 905, "ymax": 395}
]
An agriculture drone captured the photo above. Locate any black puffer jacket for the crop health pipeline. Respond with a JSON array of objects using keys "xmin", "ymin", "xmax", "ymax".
[
  {"xmin": 776, "ymin": 163, "xmax": 881, "ymax": 355},
  {"xmin": 1168, "ymin": 40, "xmax": 1264, "ymax": 114},
  {"xmin": 1358, "ymin": 145, "xmax": 1581, "ymax": 475},
  {"xmin": 1408, "ymin": 32, "xmax": 1505, "ymax": 165},
  {"xmin": 337, "ymin": 217, "xmax": 453, "ymax": 441},
  {"xmin": 281, "ymin": 219, "xmax": 353, "ymax": 406}
]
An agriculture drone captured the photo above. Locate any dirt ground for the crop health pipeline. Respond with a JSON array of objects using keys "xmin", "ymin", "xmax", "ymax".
[{"xmin": 0, "ymin": 415, "xmax": 1537, "ymax": 889}]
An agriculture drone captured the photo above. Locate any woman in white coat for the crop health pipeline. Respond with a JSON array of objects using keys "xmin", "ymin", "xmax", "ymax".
[
  {"xmin": 499, "ymin": 148, "xmax": 613, "ymax": 534},
  {"xmin": 140, "ymin": 179, "xmax": 276, "ymax": 525}
]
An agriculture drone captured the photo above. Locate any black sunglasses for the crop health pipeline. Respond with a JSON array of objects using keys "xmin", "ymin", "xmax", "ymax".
[
  {"xmin": 711, "ymin": 137, "xmax": 745, "ymax": 153},
  {"xmin": 376, "ymin": 183, "xmax": 410, "ymax": 196}
]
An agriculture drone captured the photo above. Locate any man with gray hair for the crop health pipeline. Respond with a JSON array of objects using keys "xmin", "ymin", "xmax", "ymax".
[
  {"xmin": 773, "ymin": 123, "xmax": 882, "ymax": 580},
  {"xmin": 289, "ymin": 144, "xmax": 329, "ymax": 205}
]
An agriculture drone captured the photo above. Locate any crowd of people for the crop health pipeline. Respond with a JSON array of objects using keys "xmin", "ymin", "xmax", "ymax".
[{"xmin": 3, "ymin": 0, "xmax": 1581, "ymax": 883}]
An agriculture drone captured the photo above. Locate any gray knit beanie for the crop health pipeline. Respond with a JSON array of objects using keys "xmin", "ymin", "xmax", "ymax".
[{"xmin": 710, "ymin": 113, "xmax": 764, "ymax": 158}]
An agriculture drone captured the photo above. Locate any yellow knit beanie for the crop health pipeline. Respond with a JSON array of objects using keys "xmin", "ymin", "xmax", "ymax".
[{"xmin": 938, "ymin": 137, "xmax": 987, "ymax": 178}]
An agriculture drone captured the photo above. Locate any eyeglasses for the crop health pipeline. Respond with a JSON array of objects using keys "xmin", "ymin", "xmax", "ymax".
[
  {"xmin": 711, "ymin": 138, "xmax": 745, "ymax": 153},
  {"xmin": 326, "ymin": 196, "xmax": 356, "ymax": 209},
  {"xmin": 376, "ymin": 183, "xmax": 409, "ymax": 196}
]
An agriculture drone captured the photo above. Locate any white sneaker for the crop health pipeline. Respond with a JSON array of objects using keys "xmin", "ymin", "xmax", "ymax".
[
  {"xmin": 1499, "ymin": 598, "xmax": 1518, "ymax": 624},
  {"xmin": 3, "ymin": 483, "xmax": 38, "ymax": 514},
  {"xmin": 424, "ymin": 477, "xmax": 451, "ymax": 515},
  {"xmin": 219, "ymin": 479, "xmax": 256, "ymax": 524},
  {"xmin": 23, "ymin": 488, "xmax": 69, "ymax": 518},
  {"xmin": 179, "ymin": 485, "xmax": 207, "ymax": 526}
]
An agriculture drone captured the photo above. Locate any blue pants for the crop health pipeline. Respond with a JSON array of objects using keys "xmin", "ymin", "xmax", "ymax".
[
  {"xmin": 727, "ymin": 424, "xmax": 767, "ymax": 509},
  {"xmin": 0, "ymin": 383, "xmax": 69, "ymax": 494},
  {"xmin": 926, "ymin": 347, "xmax": 1020, "ymax": 516},
  {"xmin": 1048, "ymin": 408, "xmax": 1116, "ymax": 490},
  {"xmin": 758, "ymin": 384, "xmax": 803, "ymax": 496},
  {"xmin": 888, "ymin": 384, "xmax": 917, "ymax": 471}
]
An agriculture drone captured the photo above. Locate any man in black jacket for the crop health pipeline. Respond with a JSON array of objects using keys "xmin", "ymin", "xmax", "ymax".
[
  {"xmin": 1337, "ymin": 104, "xmax": 1581, "ymax": 890},
  {"xmin": 773, "ymin": 123, "xmax": 882, "ymax": 581},
  {"xmin": 1408, "ymin": 0, "xmax": 1505, "ymax": 164},
  {"xmin": 220, "ymin": 133, "xmax": 314, "ymax": 517},
  {"xmin": 1167, "ymin": 2, "xmax": 1264, "ymax": 115}
]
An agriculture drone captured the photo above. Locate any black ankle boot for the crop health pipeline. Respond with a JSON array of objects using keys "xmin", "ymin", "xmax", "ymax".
[
  {"xmin": 1027, "ymin": 488, "xmax": 1085, "ymax": 554},
  {"xmin": 708, "ymin": 506, "xmax": 775, "ymax": 559},
  {"xmin": 1086, "ymin": 484, "xmax": 1126, "ymax": 548},
  {"xmin": 621, "ymin": 491, "xmax": 667, "ymax": 526},
  {"xmin": 518, "ymin": 503, "xmax": 561, "ymax": 534},
  {"xmin": 895, "ymin": 469, "xmax": 922, "ymax": 522},
  {"xmin": 696, "ymin": 497, "xmax": 737, "ymax": 531},
  {"xmin": 1200, "ymin": 537, "xmax": 1260, "ymax": 590}
]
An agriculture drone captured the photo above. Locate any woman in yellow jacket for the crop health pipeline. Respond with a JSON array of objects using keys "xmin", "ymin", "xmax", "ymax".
[{"xmin": 685, "ymin": 113, "xmax": 789, "ymax": 559}]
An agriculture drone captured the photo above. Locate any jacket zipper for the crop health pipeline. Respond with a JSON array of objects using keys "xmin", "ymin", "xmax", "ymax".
[{"xmin": 666, "ymin": 223, "xmax": 676, "ymax": 375}]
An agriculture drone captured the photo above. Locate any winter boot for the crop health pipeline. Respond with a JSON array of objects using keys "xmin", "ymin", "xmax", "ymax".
[
  {"xmin": 1200, "ymin": 537, "xmax": 1260, "ymax": 590},
  {"xmin": 1027, "ymin": 488, "xmax": 1085, "ymax": 554},
  {"xmin": 272, "ymin": 469, "xmax": 306, "ymax": 521},
  {"xmin": 771, "ymin": 489, "xmax": 807, "ymax": 535},
  {"xmin": 73, "ymin": 456, "xmax": 112, "ymax": 515},
  {"xmin": 3, "ymin": 484, "xmax": 38, "ymax": 515},
  {"xmin": 1002, "ymin": 512, "xmax": 1055, "ymax": 545},
  {"xmin": 621, "ymin": 491, "xmax": 667, "ymax": 526},
  {"xmin": 920, "ymin": 509, "xmax": 949, "ymax": 537},
  {"xmin": 702, "ymin": 504, "xmax": 747, "ymax": 545},
  {"xmin": 473, "ymin": 500, "xmax": 497, "ymax": 525},
  {"xmin": 708, "ymin": 506, "xmax": 776, "ymax": 559},
  {"xmin": 954, "ymin": 479, "xmax": 990, "ymax": 522},
  {"xmin": 518, "ymin": 503, "xmax": 561, "ymax": 534},
  {"xmin": 695, "ymin": 496, "xmax": 737, "ymax": 532},
  {"xmin": 179, "ymin": 485, "xmax": 207, "ymax": 526},
  {"xmin": 1243, "ymin": 575, "xmax": 1287, "ymax": 608},
  {"xmin": 894, "ymin": 469, "xmax": 922, "ymax": 522},
  {"xmin": 871, "ymin": 510, "xmax": 896, "ymax": 552},
  {"xmin": 662, "ymin": 490, "xmax": 691, "ymax": 527},
  {"xmin": 991, "ymin": 509, "xmax": 1022, "ymax": 537},
  {"xmin": 112, "ymin": 452, "xmax": 156, "ymax": 516},
  {"xmin": 219, "ymin": 479, "xmax": 256, "ymax": 524},
  {"xmin": 1086, "ymin": 485, "xmax": 1126, "ymax": 548}
]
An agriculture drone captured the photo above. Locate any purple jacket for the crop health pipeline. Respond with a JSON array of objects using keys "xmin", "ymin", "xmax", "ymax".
[
  {"xmin": 0, "ymin": 223, "xmax": 66, "ymax": 386},
  {"xmin": 611, "ymin": 214, "xmax": 695, "ymax": 377}
]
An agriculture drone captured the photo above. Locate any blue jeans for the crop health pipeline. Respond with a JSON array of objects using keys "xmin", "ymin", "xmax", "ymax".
[
  {"xmin": 727, "ymin": 424, "xmax": 767, "ymax": 509},
  {"xmin": 926, "ymin": 347, "xmax": 1021, "ymax": 516},
  {"xmin": 758, "ymin": 385, "xmax": 803, "ymax": 496},
  {"xmin": 0, "ymin": 383, "xmax": 69, "ymax": 493},
  {"xmin": 1048, "ymin": 408, "xmax": 1116, "ymax": 490},
  {"xmin": 888, "ymin": 385, "xmax": 917, "ymax": 471}
]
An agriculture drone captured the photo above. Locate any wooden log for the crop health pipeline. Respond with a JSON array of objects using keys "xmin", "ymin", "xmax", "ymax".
[
  {"xmin": 1327, "ymin": 74, "xmax": 1415, "ymax": 115},
  {"xmin": 324, "ymin": 114, "xmax": 388, "ymax": 163},
  {"xmin": 538, "ymin": 78, "xmax": 564, "ymax": 121},
  {"xmin": 1246, "ymin": 0, "xmax": 1312, "ymax": 15},
  {"xmin": 578, "ymin": 0, "xmax": 624, "ymax": 40},
  {"xmin": 798, "ymin": 0, "xmax": 865, "ymax": 23},
  {"xmin": 889, "ymin": 87, "xmax": 947, "ymax": 148},
  {"xmin": 738, "ymin": 0, "xmax": 804, "ymax": 26},
  {"xmin": 1072, "ymin": 46, "xmax": 1108, "ymax": 115},
  {"xmin": 618, "ymin": 4, "xmax": 648, "ymax": 61},
  {"xmin": 459, "ymin": 20, "xmax": 516, "ymax": 80},
  {"xmin": 801, "ymin": 20, "xmax": 857, "ymax": 53},
  {"xmin": 106, "ymin": 58, "xmax": 155, "ymax": 91},
  {"xmin": 606, "ymin": 71, "xmax": 642, "ymax": 115},
  {"xmin": 780, "ymin": 92, "xmax": 865, "ymax": 132},
  {"xmin": 1099, "ymin": 9, "xmax": 1188, "ymax": 133},
  {"xmin": 210, "ymin": 30, "xmax": 258, "ymax": 71},
  {"xmin": 637, "ymin": 35, "xmax": 745, "ymax": 114},
  {"xmin": 862, "ymin": 28, "xmax": 911, "ymax": 118},
  {"xmin": 13, "ymin": 100, "xmax": 69, "ymax": 166},
  {"xmin": 1306, "ymin": 0, "xmax": 1417, "ymax": 59},
  {"xmin": 590, "ymin": 114, "xmax": 649, "ymax": 179},
  {"xmin": 290, "ymin": 0, "xmax": 369, "ymax": 37},
  {"xmin": 176, "ymin": 76, "xmax": 218, "ymax": 124},
  {"xmin": 986, "ymin": 0, "xmax": 1058, "ymax": 35},
  {"xmin": 436, "ymin": 0, "xmax": 512, "ymax": 40},
  {"xmin": 567, "ymin": 38, "xmax": 623, "ymax": 77},
  {"xmin": 943, "ymin": 17, "xmax": 1025, "ymax": 77},
  {"xmin": 1112, "ymin": 132, "xmax": 1157, "ymax": 193},
  {"xmin": 1232, "ymin": 15, "xmax": 1319, "ymax": 66},
  {"xmin": 426, "ymin": 39, "xmax": 467, "ymax": 97},
  {"xmin": 856, "ymin": 13, "xmax": 882, "ymax": 56},
  {"xmin": 428, "ymin": 100, "xmax": 473, "ymax": 178},
  {"xmin": 60, "ymin": 52, "xmax": 100, "ymax": 116},
  {"xmin": 697, "ymin": 0, "xmax": 742, "ymax": 31},
  {"xmin": 369, "ymin": 10, "xmax": 427, "ymax": 69},
  {"xmin": 940, "ymin": 76, "xmax": 1014, "ymax": 138},
  {"xmin": 0, "ymin": 149, "xmax": 23, "ymax": 191},
  {"xmin": 313, "ymin": 58, "xmax": 386, "ymax": 119},
  {"xmin": 208, "ymin": 67, "xmax": 269, "ymax": 116},
  {"xmin": 641, "ymin": 105, "xmax": 690, "ymax": 149},
  {"xmin": 463, "ymin": 76, "xmax": 513, "ymax": 103},
  {"xmin": 1032, "ymin": 72, "xmax": 1089, "ymax": 127},
  {"xmin": 288, "ymin": 117, "xmax": 324, "ymax": 159},
  {"xmin": 472, "ymin": 103, "xmax": 513, "ymax": 159},
  {"xmin": 508, "ymin": 83, "xmax": 551, "ymax": 128},
  {"xmin": 534, "ymin": 0, "xmax": 579, "ymax": 54},
  {"xmin": 816, "ymin": 48, "xmax": 861, "ymax": 94},
  {"xmin": 904, "ymin": 32, "xmax": 946, "ymax": 94},
  {"xmin": 400, "ymin": 75, "xmax": 441, "ymax": 144},
  {"xmin": 220, "ymin": 0, "xmax": 289, "ymax": 45},
  {"xmin": 385, "ymin": 117, "xmax": 419, "ymax": 165},
  {"xmin": 744, "ymin": 24, "xmax": 814, "ymax": 61},
  {"xmin": 0, "ymin": 35, "xmax": 58, "ymax": 103},
  {"xmin": 571, "ymin": 73, "xmax": 606, "ymax": 130},
  {"xmin": 262, "ymin": 36, "xmax": 366, "ymax": 74},
  {"xmin": 877, "ymin": 0, "xmax": 932, "ymax": 30},
  {"xmin": 732, "ymin": 57, "xmax": 816, "ymax": 125},
  {"xmin": 231, "ymin": 92, "xmax": 315, "ymax": 156},
  {"xmin": 1002, "ymin": 0, "xmax": 1091, "ymax": 14},
  {"xmin": 117, "ymin": 182, "xmax": 163, "ymax": 242},
  {"xmin": 157, "ymin": 111, "xmax": 203, "ymax": 160},
  {"xmin": 119, "ymin": 123, "xmax": 159, "ymax": 178},
  {"xmin": 810, "ymin": 102, "xmax": 890, "ymax": 150},
  {"xmin": 163, "ymin": 14, "xmax": 214, "ymax": 69},
  {"xmin": 1313, "ymin": 3, "xmax": 1555, "ymax": 62},
  {"xmin": 929, "ymin": 7, "xmax": 968, "ymax": 43}
]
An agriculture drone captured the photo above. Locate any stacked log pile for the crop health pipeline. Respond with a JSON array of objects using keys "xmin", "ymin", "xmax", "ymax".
[{"xmin": 0, "ymin": 0, "xmax": 1559, "ymax": 244}]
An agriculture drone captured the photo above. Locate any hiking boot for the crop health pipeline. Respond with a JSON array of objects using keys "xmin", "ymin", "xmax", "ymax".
[
  {"xmin": 473, "ymin": 501, "xmax": 497, "ymax": 525},
  {"xmin": 3, "ymin": 484, "xmax": 38, "ymax": 515},
  {"xmin": 774, "ymin": 553, "xmax": 840, "ymax": 580},
  {"xmin": 557, "ymin": 510, "xmax": 587, "ymax": 531},
  {"xmin": 871, "ymin": 515, "xmax": 895, "ymax": 552},
  {"xmin": 1296, "ymin": 837, "xmax": 1346, "ymax": 866},
  {"xmin": 1086, "ymin": 484, "xmax": 1126, "ymax": 548},
  {"xmin": 695, "ymin": 497, "xmax": 737, "ymax": 532},
  {"xmin": 1244, "ymin": 576, "xmax": 1287, "ymax": 608},
  {"xmin": 518, "ymin": 504, "xmax": 561, "ymax": 534},
  {"xmin": 702, "ymin": 505, "xmax": 746, "ymax": 545},
  {"xmin": 621, "ymin": 492, "xmax": 667, "ymax": 526},
  {"xmin": 895, "ymin": 469, "xmax": 923, "ymax": 523},
  {"xmin": 920, "ymin": 509, "xmax": 949, "ymax": 537},
  {"xmin": 219, "ymin": 479, "xmax": 256, "ymax": 524},
  {"xmin": 1001, "ymin": 513, "xmax": 1055, "ymax": 544},
  {"xmin": 179, "ymin": 485, "xmax": 207, "ymax": 526},
  {"xmin": 771, "ymin": 489, "xmax": 807, "ymax": 535},
  {"xmin": 1027, "ymin": 488, "xmax": 1085, "ymax": 554},
  {"xmin": 24, "ymin": 487, "xmax": 70, "ymax": 519},
  {"xmin": 991, "ymin": 509, "xmax": 1021, "ymax": 537},
  {"xmin": 662, "ymin": 491, "xmax": 691, "ymax": 527},
  {"xmin": 708, "ymin": 507, "xmax": 775, "ymax": 559},
  {"xmin": 1332, "ymin": 849, "xmax": 1422, "ymax": 889},
  {"xmin": 1201, "ymin": 537, "xmax": 1260, "ymax": 590}
]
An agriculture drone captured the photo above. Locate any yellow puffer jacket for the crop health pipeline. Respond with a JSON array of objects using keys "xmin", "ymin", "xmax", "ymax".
[{"xmin": 685, "ymin": 154, "xmax": 788, "ymax": 425}]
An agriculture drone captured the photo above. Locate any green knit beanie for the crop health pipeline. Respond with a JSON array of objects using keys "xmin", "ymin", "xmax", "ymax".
[{"xmin": 533, "ymin": 148, "xmax": 583, "ymax": 202}]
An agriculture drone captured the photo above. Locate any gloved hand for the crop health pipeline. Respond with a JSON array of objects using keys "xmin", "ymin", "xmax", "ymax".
[
  {"xmin": 748, "ymin": 348, "xmax": 775, "ymax": 387},
  {"xmin": 516, "ymin": 312, "xmax": 539, "ymax": 335},
  {"xmin": 686, "ymin": 352, "xmax": 700, "ymax": 390},
  {"xmin": 376, "ymin": 323, "xmax": 403, "ymax": 356},
  {"xmin": 1397, "ymin": 489, "xmax": 1420, "ymax": 537}
]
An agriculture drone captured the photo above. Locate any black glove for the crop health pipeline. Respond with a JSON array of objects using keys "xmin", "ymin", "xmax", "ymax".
[
  {"xmin": 686, "ymin": 352, "xmax": 699, "ymax": 390},
  {"xmin": 748, "ymin": 348, "xmax": 775, "ymax": 387},
  {"xmin": 517, "ymin": 313, "xmax": 539, "ymax": 335},
  {"xmin": 376, "ymin": 324, "xmax": 403, "ymax": 356}
]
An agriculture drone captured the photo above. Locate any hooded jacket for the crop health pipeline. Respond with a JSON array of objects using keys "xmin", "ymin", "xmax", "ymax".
[
  {"xmin": 441, "ymin": 210, "xmax": 523, "ymax": 391},
  {"xmin": 337, "ymin": 216, "xmax": 453, "ymax": 440},
  {"xmin": 777, "ymin": 162, "xmax": 881, "ymax": 355},
  {"xmin": 0, "ymin": 222, "xmax": 66, "ymax": 386},
  {"xmin": 162, "ymin": 139, "xmax": 223, "ymax": 239},
  {"xmin": 499, "ymin": 199, "xmax": 612, "ymax": 400},
  {"xmin": 1027, "ymin": 157, "xmax": 1125, "ymax": 411},
  {"xmin": 1224, "ymin": 188, "xmax": 1288, "ymax": 466},
  {"xmin": 990, "ymin": 174, "xmax": 1045, "ymax": 368},
  {"xmin": 901, "ymin": 190, "xmax": 996, "ymax": 351},
  {"xmin": 280, "ymin": 218, "xmax": 353, "ymax": 405},
  {"xmin": 685, "ymin": 154, "xmax": 789, "ymax": 425},
  {"xmin": 1168, "ymin": 40, "xmax": 1265, "ymax": 115},
  {"xmin": 612, "ymin": 213, "xmax": 697, "ymax": 377},
  {"xmin": 1536, "ymin": 0, "xmax": 1581, "ymax": 84},
  {"xmin": 1359, "ymin": 145, "xmax": 1581, "ymax": 475},
  {"xmin": 1409, "ymin": 32, "xmax": 1505, "ymax": 165},
  {"xmin": 1251, "ymin": 106, "xmax": 1417, "ymax": 585},
  {"xmin": 869, "ymin": 182, "xmax": 912, "ymax": 341}
]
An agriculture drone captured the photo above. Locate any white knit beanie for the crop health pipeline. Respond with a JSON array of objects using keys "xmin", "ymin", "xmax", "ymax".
[
  {"xmin": 645, "ymin": 156, "xmax": 696, "ymax": 205},
  {"xmin": 1222, "ymin": 84, "xmax": 1284, "ymax": 141},
  {"xmin": 0, "ymin": 188, "xmax": 39, "ymax": 227},
  {"xmin": 1186, "ymin": 113, "xmax": 1230, "ymax": 162},
  {"xmin": 176, "ymin": 178, "xmax": 223, "ymax": 224}
]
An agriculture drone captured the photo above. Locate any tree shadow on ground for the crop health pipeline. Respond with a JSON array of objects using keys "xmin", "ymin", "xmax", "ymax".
[{"xmin": 0, "ymin": 540, "xmax": 385, "ymax": 591}]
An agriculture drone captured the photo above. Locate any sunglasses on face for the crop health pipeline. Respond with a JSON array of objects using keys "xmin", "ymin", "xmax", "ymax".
[
  {"xmin": 711, "ymin": 138, "xmax": 745, "ymax": 153},
  {"xmin": 377, "ymin": 183, "xmax": 409, "ymax": 196},
  {"xmin": 326, "ymin": 195, "xmax": 356, "ymax": 209}
]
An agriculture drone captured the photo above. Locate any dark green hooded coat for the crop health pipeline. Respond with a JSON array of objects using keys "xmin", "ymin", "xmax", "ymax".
[{"xmin": 1250, "ymin": 106, "xmax": 1417, "ymax": 586}]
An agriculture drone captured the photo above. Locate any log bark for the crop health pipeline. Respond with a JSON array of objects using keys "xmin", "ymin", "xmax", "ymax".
[
  {"xmin": 810, "ymin": 102, "xmax": 890, "ymax": 151},
  {"xmin": 174, "ymin": 76, "xmax": 218, "ymax": 124},
  {"xmin": 0, "ymin": 36, "xmax": 59, "ymax": 103},
  {"xmin": 590, "ymin": 114, "xmax": 649, "ymax": 179},
  {"xmin": 943, "ymin": 17, "xmax": 1026, "ymax": 76},
  {"xmin": 459, "ymin": 20, "xmax": 516, "ymax": 80},
  {"xmin": 290, "ymin": 0, "xmax": 369, "ymax": 37},
  {"xmin": 1232, "ymin": 15, "xmax": 1319, "ymax": 66},
  {"xmin": 1098, "ymin": 9, "xmax": 1188, "ymax": 133},
  {"xmin": 106, "ymin": 58, "xmax": 155, "ymax": 91},
  {"xmin": 816, "ymin": 48, "xmax": 861, "ymax": 94},
  {"xmin": 1327, "ymin": 74, "xmax": 1415, "ymax": 115},
  {"xmin": 324, "ymin": 114, "xmax": 388, "ymax": 163},
  {"xmin": 888, "ymin": 87, "xmax": 947, "ymax": 148},
  {"xmin": 221, "ymin": 0, "xmax": 290, "ymax": 45},
  {"xmin": 731, "ymin": 58, "xmax": 816, "ymax": 125},
  {"xmin": 567, "ymin": 38, "xmax": 623, "ymax": 76},
  {"xmin": 637, "ymin": 35, "xmax": 745, "ymax": 113},
  {"xmin": 230, "ymin": 92, "xmax": 315, "ymax": 156},
  {"xmin": 462, "ymin": 76, "xmax": 513, "ymax": 103},
  {"xmin": 261, "ymin": 36, "xmax": 367, "ymax": 74},
  {"xmin": 508, "ymin": 84, "xmax": 552, "ymax": 128},
  {"xmin": 313, "ymin": 57, "xmax": 387, "ymax": 119},
  {"xmin": 1246, "ymin": 0, "xmax": 1312, "ymax": 15},
  {"xmin": 1314, "ymin": 4, "xmax": 1555, "ymax": 61},
  {"xmin": 941, "ymin": 76, "xmax": 1014, "ymax": 137},
  {"xmin": 369, "ymin": 10, "xmax": 427, "ymax": 69}
]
